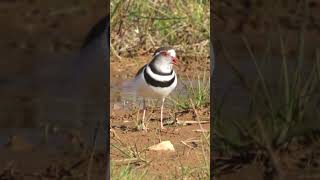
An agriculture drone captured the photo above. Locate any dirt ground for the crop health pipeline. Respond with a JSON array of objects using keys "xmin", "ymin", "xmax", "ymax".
[{"xmin": 110, "ymin": 107, "xmax": 210, "ymax": 178}]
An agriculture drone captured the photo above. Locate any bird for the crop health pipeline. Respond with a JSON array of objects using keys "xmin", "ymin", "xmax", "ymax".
[{"xmin": 122, "ymin": 47, "xmax": 178, "ymax": 130}]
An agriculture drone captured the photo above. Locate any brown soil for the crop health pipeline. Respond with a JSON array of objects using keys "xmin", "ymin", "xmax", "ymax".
[{"xmin": 110, "ymin": 106, "xmax": 210, "ymax": 178}]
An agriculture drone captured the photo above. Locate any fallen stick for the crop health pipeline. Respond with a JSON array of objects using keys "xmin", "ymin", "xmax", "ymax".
[
  {"xmin": 180, "ymin": 140, "xmax": 195, "ymax": 149},
  {"xmin": 176, "ymin": 120, "xmax": 209, "ymax": 126},
  {"xmin": 192, "ymin": 129, "xmax": 209, "ymax": 133}
]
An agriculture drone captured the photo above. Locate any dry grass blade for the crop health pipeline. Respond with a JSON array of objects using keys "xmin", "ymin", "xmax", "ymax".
[
  {"xmin": 181, "ymin": 140, "xmax": 195, "ymax": 149},
  {"xmin": 192, "ymin": 129, "xmax": 208, "ymax": 133},
  {"xmin": 176, "ymin": 120, "xmax": 209, "ymax": 126}
]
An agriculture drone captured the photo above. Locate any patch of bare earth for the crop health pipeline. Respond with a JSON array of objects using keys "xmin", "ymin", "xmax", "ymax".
[{"xmin": 110, "ymin": 106, "xmax": 210, "ymax": 178}]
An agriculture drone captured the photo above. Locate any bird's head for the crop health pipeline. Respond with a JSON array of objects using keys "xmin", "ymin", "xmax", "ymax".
[
  {"xmin": 150, "ymin": 47, "xmax": 178, "ymax": 74},
  {"xmin": 153, "ymin": 47, "xmax": 178, "ymax": 65}
]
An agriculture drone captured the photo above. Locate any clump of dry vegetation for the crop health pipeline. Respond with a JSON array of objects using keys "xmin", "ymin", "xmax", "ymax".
[{"xmin": 110, "ymin": 0, "xmax": 210, "ymax": 58}]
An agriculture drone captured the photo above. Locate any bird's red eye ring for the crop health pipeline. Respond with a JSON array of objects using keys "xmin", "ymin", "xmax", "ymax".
[{"xmin": 160, "ymin": 51, "xmax": 168, "ymax": 56}]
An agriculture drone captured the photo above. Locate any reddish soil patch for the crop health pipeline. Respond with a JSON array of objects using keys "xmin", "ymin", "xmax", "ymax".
[{"xmin": 110, "ymin": 106, "xmax": 210, "ymax": 178}]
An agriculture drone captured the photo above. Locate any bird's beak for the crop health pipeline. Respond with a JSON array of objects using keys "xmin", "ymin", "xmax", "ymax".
[{"xmin": 172, "ymin": 57, "xmax": 178, "ymax": 65}]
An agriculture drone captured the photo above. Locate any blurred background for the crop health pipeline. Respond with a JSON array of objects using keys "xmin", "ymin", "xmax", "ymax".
[
  {"xmin": 0, "ymin": 1, "xmax": 107, "ymax": 179},
  {"xmin": 213, "ymin": 0, "xmax": 320, "ymax": 179}
]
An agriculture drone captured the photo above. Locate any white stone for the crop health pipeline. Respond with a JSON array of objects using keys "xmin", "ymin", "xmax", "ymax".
[{"xmin": 148, "ymin": 141, "xmax": 175, "ymax": 151}]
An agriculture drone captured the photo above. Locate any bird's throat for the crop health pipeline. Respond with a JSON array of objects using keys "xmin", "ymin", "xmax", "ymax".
[{"xmin": 149, "ymin": 63, "xmax": 173, "ymax": 76}]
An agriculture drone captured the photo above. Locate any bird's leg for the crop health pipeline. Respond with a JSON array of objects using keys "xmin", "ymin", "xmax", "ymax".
[
  {"xmin": 160, "ymin": 98, "xmax": 165, "ymax": 129},
  {"xmin": 141, "ymin": 98, "xmax": 147, "ymax": 131}
]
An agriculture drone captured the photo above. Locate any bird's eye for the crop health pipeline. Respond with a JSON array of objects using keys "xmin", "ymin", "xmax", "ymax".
[{"xmin": 160, "ymin": 51, "xmax": 168, "ymax": 56}]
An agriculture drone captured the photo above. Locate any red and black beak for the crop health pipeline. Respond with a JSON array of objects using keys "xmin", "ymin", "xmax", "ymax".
[{"xmin": 172, "ymin": 57, "xmax": 178, "ymax": 65}]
